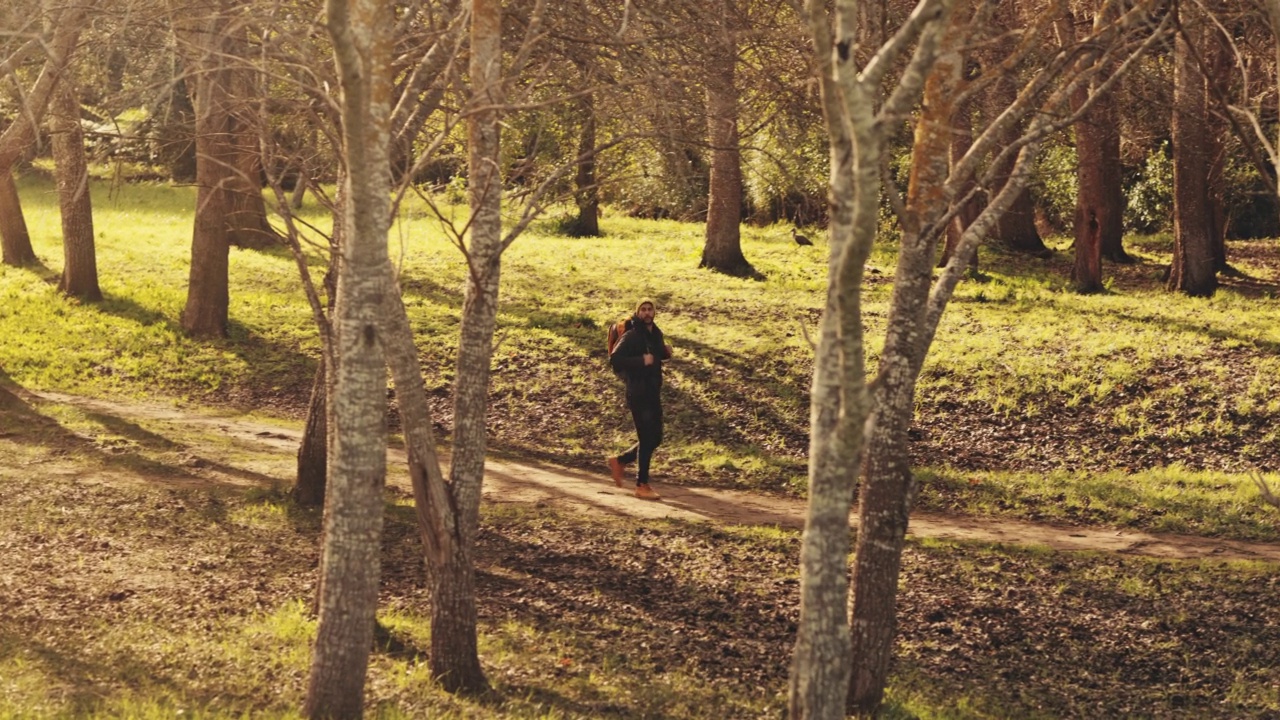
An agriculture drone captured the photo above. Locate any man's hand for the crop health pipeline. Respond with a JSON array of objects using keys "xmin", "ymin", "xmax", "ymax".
[{"xmin": 642, "ymin": 353, "xmax": 654, "ymax": 366}]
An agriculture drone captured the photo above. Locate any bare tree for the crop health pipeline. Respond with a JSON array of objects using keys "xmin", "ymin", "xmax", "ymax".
[
  {"xmin": 0, "ymin": 1, "xmax": 83, "ymax": 267},
  {"xmin": 790, "ymin": 0, "xmax": 1168, "ymax": 716},
  {"xmin": 302, "ymin": 0, "xmax": 393, "ymax": 716}
]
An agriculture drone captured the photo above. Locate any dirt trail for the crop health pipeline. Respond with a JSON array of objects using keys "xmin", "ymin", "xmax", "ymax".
[{"xmin": 34, "ymin": 391, "xmax": 1280, "ymax": 564}]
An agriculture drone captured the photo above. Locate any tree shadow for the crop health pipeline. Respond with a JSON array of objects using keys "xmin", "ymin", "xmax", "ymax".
[{"xmin": 0, "ymin": 372, "xmax": 290, "ymax": 494}]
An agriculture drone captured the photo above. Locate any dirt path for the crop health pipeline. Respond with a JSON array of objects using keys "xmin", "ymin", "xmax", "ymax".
[{"xmin": 33, "ymin": 391, "xmax": 1280, "ymax": 564}]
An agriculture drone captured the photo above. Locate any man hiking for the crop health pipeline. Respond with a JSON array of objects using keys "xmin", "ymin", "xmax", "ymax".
[{"xmin": 607, "ymin": 299, "xmax": 672, "ymax": 500}]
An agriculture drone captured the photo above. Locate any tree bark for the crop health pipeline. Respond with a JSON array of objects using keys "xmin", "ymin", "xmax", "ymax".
[
  {"xmin": 0, "ymin": 5, "xmax": 82, "ymax": 267},
  {"xmin": 295, "ymin": 228, "xmax": 340, "ymax": 508},
  {"xmin": 568, "ymin": 90, "xmax": 600, "ymax": 237},
  {"xmin": 789, "ymin": 2, "xmax": 955, "ymax": 718},
  {"xmin": 179, "ymin": 3, "xmax": 237, "ymax": 337},
  {"xmin": 699, "ymin": 0, "xmax": 754, "ymax": 277},
  {"xmin": 294, "ymin": 360, "xmax": 329, "ymax": 507},
  {"xmin": 0, "ymin": 174, "xmax": 35, "ymax": 267},
  {"xmin": 303, "ymin": 0, "xmax": 394, "ymax": 716},
  {"xmin": 225, "ymin": 56, "xmax": 275, "ymax": 250},
  {"xmin": 985, "ymin": 25, "xmax": 1048, "ymax": 257},
  {"xmin": 849, "ymin": 32, "xmax": 963, "ymax": 713},
  {"xmin": 418, "ymin": 0, "xmax": 503, "ymax": 695},
  {"xmin": 1168, "ymin": 11, "xmax": 1217, "ymax": 297},
  {"xmin": 1094, "ymin": 90, "xmax": 1129, "ymax": 264},
  {"xmin": 940, "ymin": 95, "xmax": 980, "ymax": 270},
  {"xmin": 52, "ymin": 80, "xmax": 101, "ymax": 301}
]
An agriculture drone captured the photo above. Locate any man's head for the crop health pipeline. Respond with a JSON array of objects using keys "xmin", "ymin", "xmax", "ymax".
[{"xmin": 635, "ymin": 299, "xmax": 656, "ymax": 325}]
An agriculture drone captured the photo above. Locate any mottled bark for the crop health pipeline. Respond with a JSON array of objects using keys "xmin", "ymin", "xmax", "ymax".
[
  {"xmin": 52, "ymin": 80, "xmax": 100, "ymax": 301},
  {"xmin": 1168, "ymin": 12, "xmax": 1217, "ymax": 297},
  {"xmin": 789, "ymin": 2, "xmax": 955, "ymax": 717},
  {"xmin": 850, "ymin": 33, "xmax": 962, "ymax": 713},
  {"xmin": 304, "ymin": 0, "xmax": 394, "ymax": 716},
  {"xmin": 0, "ymin": 6, "xmax": 82, "ymax": 267},
  {"xmin": 419, "ymin": 0, "xmax": 505, "ymax": 695},
  {"xmin": 699, "ymin": 0, "xmax": 753, "ymax": 276}
]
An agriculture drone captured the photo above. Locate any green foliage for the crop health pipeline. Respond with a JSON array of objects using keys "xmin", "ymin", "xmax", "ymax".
[
  {"xmin": 1124, "ymin": 141, "xmax": 1173, "ymax": 233},
  {"xmin": 1031, "ymin": 139, "xmax": 1078, "ymax": 234}
]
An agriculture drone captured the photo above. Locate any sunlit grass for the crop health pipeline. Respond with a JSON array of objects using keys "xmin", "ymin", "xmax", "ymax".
[{"xmin": 6, "ymin": 172, "xmax": 1280, "ymax": 541}]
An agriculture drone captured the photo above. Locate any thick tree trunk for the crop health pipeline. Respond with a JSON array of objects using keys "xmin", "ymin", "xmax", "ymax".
[
  {"xmin": 0, "ymin": 6, "xmax": 82, "ymax": 267},
  {"xmin": 180, "ymin": 6, "xmax": 236, "ymax": 338},
  {"xmin": 1093, "ymin": 91, "xmax": 1129, "ymax": 264},
  {"xmin": 226, "ymin": 60, "xmax": 275, "ymax": 250},
  {"xmin": 52, "ymin": 81, "xmax": 101, "ymax": 301},
  {"xmin": 1072, "ymin": 100, "xmax": 1106, "ymax": 291},
  {"xmin": 699, "ymin": 1, "xmax": 753, "ymax": 277},
  {"xmin": 429, "ymin": 547, "xmax": 485, "ymax": 691},
  {"xmin": 303, "ymin": 0, "xmax": 394, "ymax": 716},
  {"xmin": 1168, "ymin": 13, "xmax": 1217, "ymax": 297},
  {"xmin": 0, "ymin": 173, "xmax": 36, "ymax": 267},
  {"xmin": 1204, "ymin": 32, "xmax": 1228, "ymax": 271},
  {"xmin": 986, "ymin": 44, "xmax": 1048, "ymax": 257},
  {"xmin": 568, "ymin": 91, "xmax": 600, "ymax": 237}
]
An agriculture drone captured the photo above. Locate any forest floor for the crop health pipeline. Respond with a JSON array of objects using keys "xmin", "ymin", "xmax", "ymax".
[
  {"xmin": 25, "ymin": 388, "xmax": 1280, "ymax": 563},
  {"xmin": 3, "ymin": 384, "xmax": 1280, "ymax": 718}
]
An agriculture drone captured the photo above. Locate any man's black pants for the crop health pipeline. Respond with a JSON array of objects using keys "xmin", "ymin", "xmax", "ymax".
[{"xmin": 619, "ymin": 397, "xmax": 663, "ymax": 483}]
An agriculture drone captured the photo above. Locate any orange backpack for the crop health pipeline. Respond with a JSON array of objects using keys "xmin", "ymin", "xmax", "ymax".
[{"xmin": 606, "ymin": 318, "xmax": 633, "ymax": 378}]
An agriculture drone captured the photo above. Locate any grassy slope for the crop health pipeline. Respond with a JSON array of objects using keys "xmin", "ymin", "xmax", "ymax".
[{"xmin": 3, "ymin": 173, "xmax": 1280, "ymax": 541}]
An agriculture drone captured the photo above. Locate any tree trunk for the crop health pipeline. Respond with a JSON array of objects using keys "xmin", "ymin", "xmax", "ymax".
[
  {"xmin": 788, "ymin": 2, "xmax": 958, "ymax": 718},
  {"xmin": 179, "ymin": 5, "xmax": 237, "ymax": 338},
  {"xmin": 0, "ymin": 173, "xmax": 36, "ymax": 267},
  {"xmin": 226, "ymin": 59, "xmax": 275, "ymax": 250},
  {"xmin": 303, "ymin": 0, "xmax": 394, "ymax": 715},
  {"xmin": 419, "ymin": 0, "xmax": 503, "ymax": 695},
  {"xmin": 699, "ymin": 0, "xmax": 754, "ymax": 277},
  {"xmin": 568, "ymin": 90, "xmax": 600, "ymax": 237},
  {"xmin": 0, "ymin": 6, "xmax": 83, "ymax": 267},
  {"xmin": 295, "ymin": 227, "xmax": 339, "ymax": 508},
  {"xmin": 849, "ymin": 40, "xmax": 961, "ymax": 713},
  {"xmin": 940, "ymin": 96, "xmax": 979, "ymax": 270},
  {"xmin": 986, "ymin": 40, "xmax": 1048, "ymax": 257},
  {"xmin": 1168, "ymin": 12, "xmax": 1217, "ymax": 297},
  {"xmin": 1094, "ymin": 91, "xmax": 1129, "ymax": 264},
  {"xmin": 52, "ymin": 80, "xmax": 101, "ymax": 301},
  {"xmin": 294, "ymin": 360, "xmax": 329, "ymax": 507},
  {"xmin": 1204, "ymin": 31, "xmax": 1228, "ymax": 271}
]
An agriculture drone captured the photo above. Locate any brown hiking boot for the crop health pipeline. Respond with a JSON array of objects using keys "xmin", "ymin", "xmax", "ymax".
[
  {"xmin": 607, "ymin": 456, "xmax": 625, "ymax": 487},
  {"xmin": 634, "ymin": 483, "xmax": 662, "ymax": 501}
]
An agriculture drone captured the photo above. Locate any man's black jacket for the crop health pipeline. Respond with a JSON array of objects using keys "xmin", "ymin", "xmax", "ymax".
[{"xmin": 609, "ymin": 318, "xmax": 670, "ymax": 403}]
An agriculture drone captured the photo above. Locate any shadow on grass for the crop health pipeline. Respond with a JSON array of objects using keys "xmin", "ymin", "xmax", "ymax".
[{"xmin": 0, "ymin": 371, "xmax": 302, "ymax": 501}]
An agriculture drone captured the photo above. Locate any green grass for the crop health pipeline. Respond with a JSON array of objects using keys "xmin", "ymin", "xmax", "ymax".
[{"xmin": 4, "ymin": 172, "xmax": 1280, "ymax": 542}]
